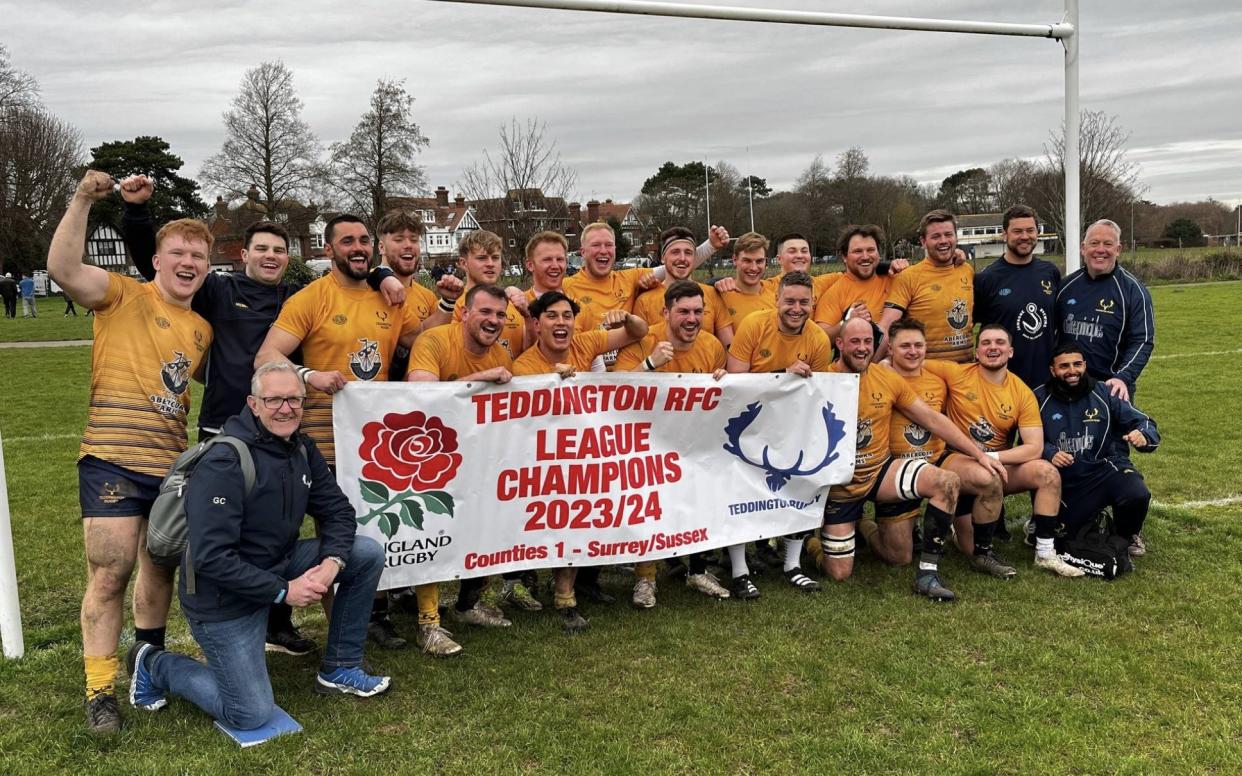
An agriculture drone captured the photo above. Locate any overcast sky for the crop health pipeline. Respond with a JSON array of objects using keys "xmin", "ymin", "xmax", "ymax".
[{"xmin": 5, "ymin": 0, "xmax": 1241, "ymax": 210}]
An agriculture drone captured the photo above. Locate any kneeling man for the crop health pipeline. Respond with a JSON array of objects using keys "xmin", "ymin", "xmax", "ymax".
[{"xmin": 128, "ymin": 362, "xmax": 389, "ymax": 731}]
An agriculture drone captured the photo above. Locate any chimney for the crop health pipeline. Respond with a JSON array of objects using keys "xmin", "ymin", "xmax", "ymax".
[
  {"xmin": 454, "ymin": 194, "xmax": 465, "ymax": 209},
  {"xmin": 569, "ymin": 202, "xmax": 581, "ymax": 224},
  {"xmin": 436, "ymin": 186, "xmax": 449, "ymax": 207},
  {"xmin": 214, "ymin": 195, "xmax": 228, "ymax": 219},
  {"xmin": 587, "ymin": 199, "xmax": 600, "ymax": 224},
  {"xmin": 246, "ymin": 184, "xmax": 260, "ymax": 202}
]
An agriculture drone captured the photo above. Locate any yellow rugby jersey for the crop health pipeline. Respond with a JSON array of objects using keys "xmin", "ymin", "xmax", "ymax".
[
  {"xmin": 729, "ymin": 311, "xmax": 832, "ymax": 373},
  {"xmin": 884, "ymin": 260, "xmax": 975, "ymax": 362},
  {"xmin": 561, "ymin": 266, "xmax": 649, "ymax": 319},
  {"xmin": 889, "ymin": 368, "xmax": 949, "ymax": 461},
  {"xmin": 452, "ymin": 291, "xmax": 527, "ymax": 360},
  {"xmin": 631, "ymin": 282, "xmax": 732, "ymax": 339},
  {"xmin": 523, "ymin": 287, "xmax": 600, "ymax": 334},
  {"xmin": 814, "ymin": 273, "xmax": 893, "ymax": 330},
  {"xmin": 932, "ymin": 361, "xmax": 1041, "ymax": 452},
  {"xmin": 80, "ymin": 274, "xmax": 213, "ymax": 477},
  {"xmin": 615, "ymin": 323, "xmax": 726, "ymax": 374},
  {"xmin": 406, "ymin": 323, "xmax": 513, "ymax": 382},
  {"xmin": 720, "ymin": 287, "xmax": 775, "ymax": 326},
  {"xmin": 272, "ymin": 273, "xmax": 421, "ymax": 465},
  {"xmin": 761, "ymin": 271, "xmax": 842, "ymax": 309},
  {"xmin": 828, "ymin": 362, "xmax": 919, "ymax": 500},
  {"xmin": 512, "ymin": 330, "xmax": 611, "ymax": 376},
  {"xmin": 403, "ymin": 281, "xmax": 438, "ymax": 324}
]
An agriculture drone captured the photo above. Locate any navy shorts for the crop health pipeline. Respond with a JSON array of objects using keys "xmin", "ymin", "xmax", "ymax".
[
  {"xmin": 822, "ymin": 458, "xmax": 894, "ymax": 526},
  {"xmin": 78, "ymin": 455, "xmax": 162, "ymax": 519}
]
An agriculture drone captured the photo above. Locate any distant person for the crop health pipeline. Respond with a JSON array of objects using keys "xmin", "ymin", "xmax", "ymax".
[
  {"xmin": 18, "ymin": 273, "xmax": 36, "ymax": 317},
  {"xmin": 65, "ymin": 294, "xmax": 79, "ymax": 316},
  {"xmin": 973, "ymin": 205, "xmax": 1061, "ymax": 390},
  {"xmin": 128, "ymin": 362, "xmax": 390, "ymax": 732},
  {"xmin": 0, "ymin": 272, "xmax": 17, "ymax": 318}
]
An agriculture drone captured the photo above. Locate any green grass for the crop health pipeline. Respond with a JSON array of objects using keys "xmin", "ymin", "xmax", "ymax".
[
  {"xmin": 0, "ymin": 285, "xmax": 1240, "ymax": 773},
  {"xmin": 0, "ymin": 304, "xmax": 95, "ymax": 342}
]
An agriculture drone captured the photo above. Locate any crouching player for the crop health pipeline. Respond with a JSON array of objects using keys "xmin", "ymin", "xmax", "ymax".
[
  {"xmin": 864, "ymin": 318, "xmax": 1008, "ymax": 579},
  {"xmin": 816, "ymin": 318, "xmax": 1007, "ymax": 601},
  {"xmin": 1034, "ymin": 343, "xmax": 1159, "ymax": 556}
]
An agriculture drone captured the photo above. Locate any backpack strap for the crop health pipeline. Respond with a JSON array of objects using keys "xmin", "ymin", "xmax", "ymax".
[{"xmin": 182, "ymin": 435, "xmax": 256, "ymax": 596}]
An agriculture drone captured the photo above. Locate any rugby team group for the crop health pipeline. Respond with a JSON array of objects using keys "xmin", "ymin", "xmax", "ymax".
[{"xmin": 46, "ymin": 168, "xmax": 1158, "ymax": 735}]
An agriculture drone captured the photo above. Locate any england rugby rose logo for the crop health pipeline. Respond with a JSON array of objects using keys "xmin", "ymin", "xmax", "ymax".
[{"xmin": 356, "ymin": 410, "xmax": 459, "ymax": 538}]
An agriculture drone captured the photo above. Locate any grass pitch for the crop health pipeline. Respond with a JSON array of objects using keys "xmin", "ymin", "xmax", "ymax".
[{"xmin": 0, "ymin": 284, "xmax": 1239, "ymax": 774}]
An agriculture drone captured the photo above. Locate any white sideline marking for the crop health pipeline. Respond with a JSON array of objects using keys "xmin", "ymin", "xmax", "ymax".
[
  {"xmin": 1155, "ymin": 495, "xmax": 1242, "ymax": 510},
  {"xmin": 2, "ymin": 433, "xmax": 79, "ymax": 444},
  {"xmin": 1150, "ymin": 348, "xmax": 1242, "ymax": 360}
]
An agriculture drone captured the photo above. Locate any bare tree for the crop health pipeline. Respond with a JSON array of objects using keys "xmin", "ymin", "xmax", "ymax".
[
  {"xmin": 200, "ymin": 61, "xmax": 320, "ymax": 217},
  {"xmin": 988, "ymin": 157, "xmax": 1040, "ymax": 211},
  {"xmin": 457, "ymin": 117, "xmax": 578, "ymax": 259},
  {"xmin": 0, "ymin": 44, "xmax": 39, "ymax": 113},
  {"xmin": 322, "ymin": 78, "xmax": 430, "ymax": 229},
  {"xmin": 0, "ymin": 106, "xmax": 83, "ymax": 274},
  {"xmin": 1035, "ymin": 111, "xmax": 1141, "ymax": 247}
]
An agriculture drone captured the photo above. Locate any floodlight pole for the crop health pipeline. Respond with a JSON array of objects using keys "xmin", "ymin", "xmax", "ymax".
[
  {"xmin": 0, "ymin": 433, "xmax": 23, "ymax": 659},
  {"xmin": 433, "ymin": 0, "xmax": 1081, "ymax": 271}
]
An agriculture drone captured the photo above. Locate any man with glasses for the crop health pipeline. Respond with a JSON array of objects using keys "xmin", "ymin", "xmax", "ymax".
[{"xmin": 128, "ymin": 361, "xmax": 390, "ymax": 732}]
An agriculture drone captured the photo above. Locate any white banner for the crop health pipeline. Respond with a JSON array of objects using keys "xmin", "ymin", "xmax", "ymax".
[{"xmin": 333, "ymin": 373, "xmax": 858, "ymax": 588}]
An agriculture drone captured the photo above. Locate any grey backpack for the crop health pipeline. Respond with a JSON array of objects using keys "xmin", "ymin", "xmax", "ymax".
[{"xmin": 148, "ymin": 436, "xmax": 255, "ymax": 594}]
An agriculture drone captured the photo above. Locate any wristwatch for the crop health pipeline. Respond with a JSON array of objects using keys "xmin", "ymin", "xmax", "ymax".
[{"xmin": 326, "ymin": 555, "xmax": 347, "ymax": 572}]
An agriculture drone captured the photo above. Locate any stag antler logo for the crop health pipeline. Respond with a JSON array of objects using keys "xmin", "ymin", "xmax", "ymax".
[{"xmin": 722, "ymin": 401, "xmax": 846, "ymax": 492}]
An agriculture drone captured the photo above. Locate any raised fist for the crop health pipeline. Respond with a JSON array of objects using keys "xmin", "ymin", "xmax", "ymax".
[
  {"xmin": 76, "ymin": 170, "xmax": 114, "ymax": 202},
  {"xmin": 118, "ymin": 175, "xmax": 154, "ymax": 205}
]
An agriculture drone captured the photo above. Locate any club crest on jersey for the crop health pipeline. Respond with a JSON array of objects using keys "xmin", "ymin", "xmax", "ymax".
[
  {"xmin": 1083, "ymin": 408, "xmax": 1101, "ymax": 423},
  {"xmin": 333, "ymin": 314, "xmax": 348, "ymax": 325},
  {"xmin": 999, "ymin": 402, "xmax": 1013, "ymax": 418},
  {"xmin": 375, "ymin": 310, "xmax": 391, "ymax": 330},
  {"xmin": 856, "ymin": 417, "xmax": 873, "ymax": 448},
  {"xmin": 1041, "ymin": 280, "xmax": 1054, "ymax": 296},
  {"xmin": 722, "ymin": 401, "xmax": 846, "ymax": 492},
  {"xmin": 160, "ymin": 352, "xmax": 191, "ymax": 394},
  {"xmin": 947, "ymin": 298, "xmax": 970, "ymax": 330},
  {"xmin": 349, "ymin": 338, "xmax": 383, "ymax": 380},
  {"xmin": 1096, "ymin": 299, "xmax": 1115, "ymax": 314},
  {"xmin": 903, "ymin": 423, "xmax": 930, "ymax": 448},
  {"xmin": 1017, "ymin": 302, "xmax": 1048, "ymax": 340},
  {"xmin": 154, "ymin": 316, "xmax": 171, "ymax": 329},
  {"xmin": 969, "ymin": 417, "xmax": 994, "ymax": 444}
]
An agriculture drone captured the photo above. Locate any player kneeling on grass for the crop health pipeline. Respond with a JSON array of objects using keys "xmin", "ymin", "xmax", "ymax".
[
  {"xmin": 816, "ymin": 318, "xmax": 1007, "ymax": 600},
  {"xmin": 1033, "ymin": 343, "xmax": 1159, "ymax": 557},
  {"xmin": 128, "ymin": 362, "xmax": 390, "ymax": 730}
]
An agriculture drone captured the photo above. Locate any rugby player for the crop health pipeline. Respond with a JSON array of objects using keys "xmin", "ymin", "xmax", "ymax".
[
  {"xmin": 813, "ymin": 224, "xmax": 894, "ymax": 343},
  {"xmin": 407, "ymin": 284, "xmax": 518, "ymax": 648},
  {"xmin": 562, "ymin": 221, "xmax": 725, "ymax": 603},
  {"xmin": 876, "ymin": 319, "xmax": 1009, "ymax": 576},
  {"xmin": 973, "ymin": 205, "xmax": 1060, "ymax": 389},
  {"xmin": 254, "ymin": 213, "xmax": 428, "ymax": 649},
  {"xmin": 723, "ymin": 271, "xmax": 834, "ymax": 599},
  {"xmin": 631, "ymin": 227, "xmax": 734, "ymax": 347},
  {"xmin": 451, "ymin": 230, "xmax": 531, "ymax": 360},
  {"xmin": 879, "ymin": 210, "xmax": 975, "ymax": 363},
  {"xmin": 818, "ymin": 318, "xmax": 1007, "ymax": 600},
  {"xmin": 49, "ymin": 170, "xmax": 214, "ymax": 734},
  {"xmin": 1034, "ymin": 344, "xmax": 1160, "ymax": 557},
  {"xmin": 933, "ymin": 324, "xmax": 1084, "ymax": 577},
  {"xmin": 512, "ymin": 291, "xmax": 647, "ymax": 628},
  {"xmin": 617, "ymin": 280, "xmax": 732, "ymax": 606},
  {"xmin": 717, "ymin": 231, "xmax": 776, "ymax": 329}
]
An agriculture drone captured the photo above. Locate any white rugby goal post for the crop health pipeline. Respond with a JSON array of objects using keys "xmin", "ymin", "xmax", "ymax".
[
  {"xmin": 432, "ymin": 0, "xmax": 1083, "ymax": 273},
  {"xmin": 0, "ymin": 432, "xmax": 22, "ymax": 658}
]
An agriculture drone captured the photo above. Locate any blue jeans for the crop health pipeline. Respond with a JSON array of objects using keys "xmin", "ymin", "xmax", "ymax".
[{"xmin": 149, "ymin": 535, "xmax": 384, "ymax": 729}]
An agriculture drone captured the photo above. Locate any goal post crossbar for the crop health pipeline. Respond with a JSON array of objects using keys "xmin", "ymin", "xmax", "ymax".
[{"xmin": 437, "ymin": 0, "xmax": 1084, "ymax": 268}]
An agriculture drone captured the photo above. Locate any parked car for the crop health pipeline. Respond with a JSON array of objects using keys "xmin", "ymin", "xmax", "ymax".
[{"xmin": 620, "ymin": 257, "xmax": 645, "ymax": 269}]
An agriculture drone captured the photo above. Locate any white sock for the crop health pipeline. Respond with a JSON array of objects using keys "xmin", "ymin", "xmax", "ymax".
[
  {"xmin": 728, "ymin": 544, "xmax": 749, "ymax": 579},
  {"xmin": 1036, "ymin": 537, "xmax": 1055, "ymax": 558},
  {"xmin": 783, "ymin": 537, "xmax": 804, "ymax": 572}
]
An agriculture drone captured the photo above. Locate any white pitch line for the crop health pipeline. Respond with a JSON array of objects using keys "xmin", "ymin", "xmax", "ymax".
[
  {"xmin": 1155, "ymin": 495, "xmax": 1242, "ymax": 510},
  {"xmin": 1150, "ymin": 348, "xmax": 1242, "ymax": 360},
  {"xmin": 1, "ymin": 433, "xmax": 80, "ymax": 444}
]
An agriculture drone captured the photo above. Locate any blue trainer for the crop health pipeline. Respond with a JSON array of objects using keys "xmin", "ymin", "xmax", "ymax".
[
  {"xmin": 316, "ymin": 666, "xmax": 391, "ymax": 698},
  {"xmin": 126, "ymin": 641, "xmax": 168, "ymax": 711}
]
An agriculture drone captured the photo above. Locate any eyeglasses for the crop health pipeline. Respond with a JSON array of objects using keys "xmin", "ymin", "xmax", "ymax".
[{"xmin": 257, "ymin": 395, "xmax": 304, "ymax": 409}]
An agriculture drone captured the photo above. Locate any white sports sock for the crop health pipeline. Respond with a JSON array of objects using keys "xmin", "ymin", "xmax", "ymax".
[
  {"xmin": 783, "ymin": 537, "xmax": 804, "ymax": 572},
  {"xmin": 728, "ymin": 544, "xmax": 749, "ymax": 579},
  {"xmin": 1036, "ymin": 537, "xmax": 1055, "ymax": 558}
]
